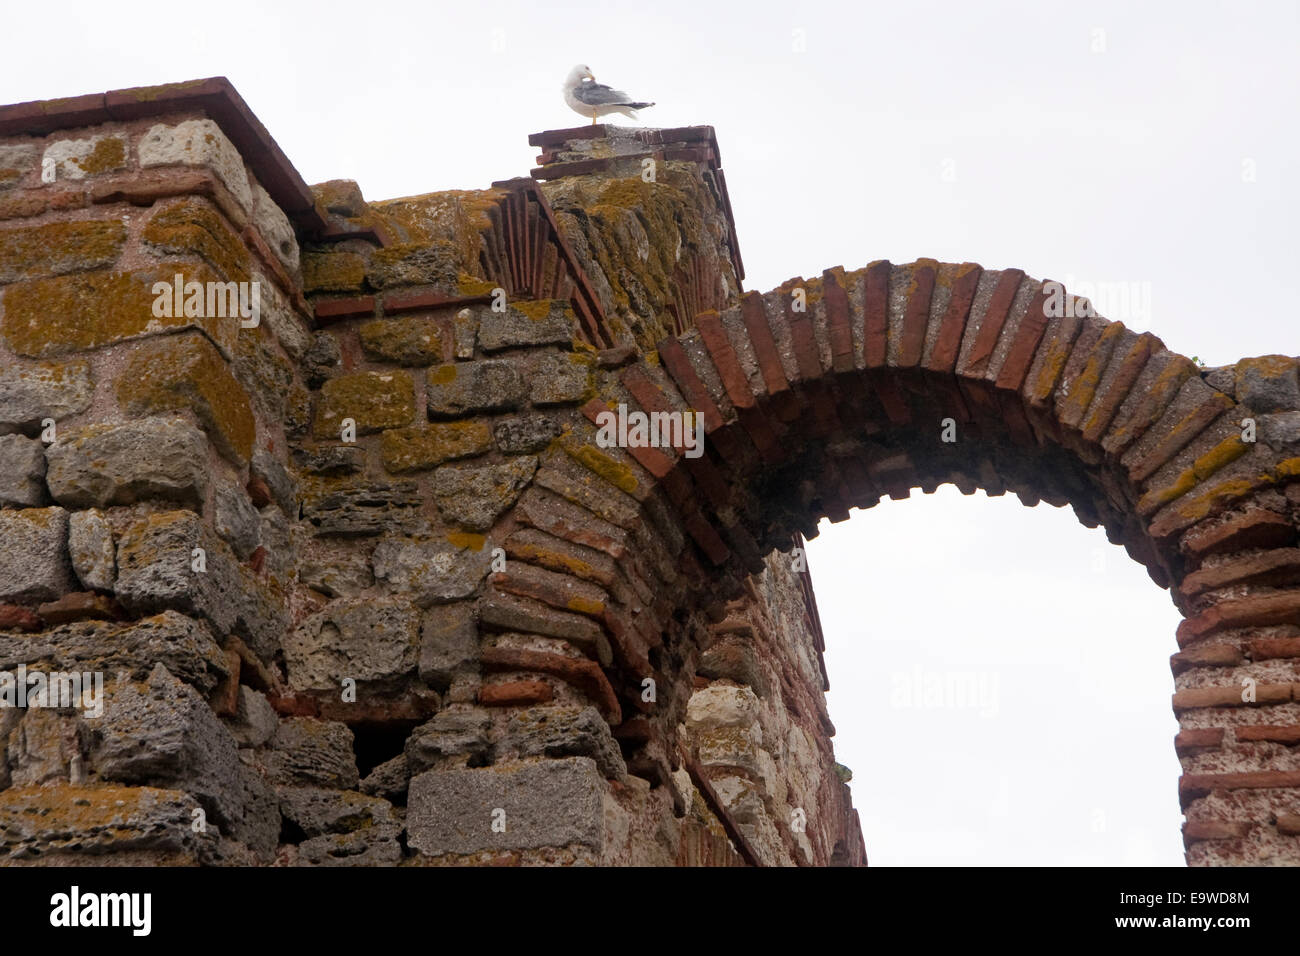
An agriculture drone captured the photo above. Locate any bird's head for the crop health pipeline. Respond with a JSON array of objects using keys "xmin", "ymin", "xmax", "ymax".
[{"xmin": 565, "ymin": 64, "xmax": 595, "ymax": 86}]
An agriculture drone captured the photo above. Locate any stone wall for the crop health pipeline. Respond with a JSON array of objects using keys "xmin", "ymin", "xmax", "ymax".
[
  {"xmin": 1, "ymin": 77, "xmax": 1298, "ymax": 866},
  {"xmin": 0, "ymin": 79, "xmax": 859, "ymax": 866}
]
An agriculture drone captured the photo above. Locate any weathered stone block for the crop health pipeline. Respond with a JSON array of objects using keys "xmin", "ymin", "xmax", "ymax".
[
  {"xmin": 372, "ymin": 537, "xmax": 493, "ymax": 607},
  {"xmin": 0, "ymin": 611, "xmax": 229, "ymax": 696},
  {"xmin": 0, "ymin": 783, "xmax": 218, "ymax": 863},
  {"xmin": 359, "ymin": 316, "xmax": 443, "ymax": 365},
  {"xmin": 252, "ymin": 182, "xmax": 299, "ymax": 273},
  {"xmin": 500, "ymin": 705, "xmax": 627, "ymax": 779},
  {"xmin": 278, "ymin": 786, "xmax": 401, "ymax": 841},
  {"xmin": 476, "ymin": 300, "xmax": 574, "ymax": 352},
  {"xmin": 405, "ymin": 708, "xmax": 490, "ymax": 772},
  {"xmin": 229, "ymin": 686, "xmax": 279, "ymax": 748},
  {"xmin": 302, "ymin": 251, "xmax": 367, "ymax": 293},
  {"xmin": 142, "ymin": 196, "xmax": 251, "ymax": 282},
  {"xmin": 1, "ymin": 263, "xmax": 237, "ymax": 359},
  {"xmin": 300, "ymin": 478, "xmax": 425, "ymax": 537},
  {"xmin": 67, "ymin": 508, "xmax": 115, "ymax": 591},
  {"xmin": 0, "ymin": 220, "xmax": 127, "ymax": 284},
  {"xmin": 45, "ymin": 416, "xmax": 209, "ymax": 508},
  {"xmin": 0, "ymin": 434, "xmax": 45, "ymax": 506},
  {"xmin": 314, "ymin": 370, "xmax": 414, "ymax": 438},
  {"xmin": 360, "ymin": 754, "xmax": 410, "ymax": 801},
  {"xmin": 0, "ymin": 143, "xmax": 38, "ymax": 191},
  {"xmin": 91, "ymin": 664, "xmax": 279, "ymax": 855},
  {"xmin": 303, "ymin": 332, "xmax": 341, "ymax": 388},
  {"xmin": 380, "ymin": 422, "xmax": 492, "ymax": 473},
  {"xmin": 407, "ymin": 756, "xmax": 604, "ymax": 856},
  {"xmin": 296, "ymin": 443, "xmax": 364, "ymax": 476},
  {"xmin": 493, "ymin": 415, "xmax": 559, "ymax": 454},
  {"xmin": 367, "ymin": 242, "xmax": 458, "ymax": 289},
  {"xmin": 268, "ymin": 717, "xmax": 359, "ymax": 789},
  {"xmin": 419, "ymin": 601, "xmax": 478, "ymax": 688},
  {"xmin": 299, "ymin": 547, "xmax": 373, "ymax": 597},
  {"xmin": 251, "ymin": 447, "xmax": 295, "ymax": 514},
  {"xmin": 41, "ymin": 134, "xmax": 127, "ymax": 181},
  {"xmin": 0, "ymin": 359, "xmax": 93, "ymax": 434},
  {"xmin": 214, "ymin": 482, "xmax": 261, "ymax": 559},
  {"xmin": 116, "ymin": 332, "xmax": 256, "ymax": 464},
  {"xmin": 0, "ymin": 507, "xmax": 74, "ymax": 603},
  {"xmin": 430, "ymin": 457, "xmax": 537, "ymax": 531},
  {"xmin": 284, "ymin": 596, "xmax": 420, "ymax": 692},
  {"xmin": 528, "ymin": 351, "xmax": 592, "ymax": 406},
  {"xmin": 426, "ymin": 360, "xmax": 525, "ymax": 417},
  {"xmin": 114, "ymin": 510, "xmax": 287, "ymax": 662},
  {"xmin": 1236, "ymin": 356, "xmax": 1300, "ymax": 413},
  {"xmin": 138, "ymin": 119, "xmax": 252, "ymax": 214}
]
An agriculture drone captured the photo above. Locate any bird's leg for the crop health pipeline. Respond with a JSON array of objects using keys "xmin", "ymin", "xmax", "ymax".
[{"xmin": 591, "ymin": 115, "xmax": 597, "ymax": 127}]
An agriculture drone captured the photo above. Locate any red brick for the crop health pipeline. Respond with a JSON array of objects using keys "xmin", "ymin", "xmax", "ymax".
[
  {"xmin": 695, "ymin": 311, "xmax": 754, "ymax": 410},
  {"xmin": 683, "ymin": 511, "xmax": 731, "ymax": 565},
  {"xmin": 1174, "ymin": 727, "xmax": 1224, "ymax": 756},
  {"xmin": 962, "ymin": 269, "xmax": 1025, "ymax": 377},
  {"xmin": 1177, "ymin": 592, "xmax": 1300, "ymax": 645},
  {"xmin": 862, "ymin": 260, "xmax": 891, "ymax": 368},
  {"xmin": 656, "ymin": 336, "xmax": 725, "ymax": 432},
  {"xmin": 1277, "ymin": 813, "xmax": 1300, "ymax": 835},
  {"xmin": 0, "ymin": 603, "xmax": 41, "ymax": 632},
  {"xmin": 1080, "ymin": 332, "xmax": 1159, "ymax": 442},
  {"xmin": 209, "ymin": 648, "xmax": 241, "ymax": 717},
  {"xmin": 739, "ymin": 291, "xmax": 789, "ymax": 396},
  {"xmin": 1180, "ymin": 548, "xmax": 1300, "ymax": 597},
  {"xmin": 36, "ymin": 592, "xmax": 123, "ymax": 626},
  {"xmin": 314, "ymin": 295, "xmax": 376, "ymax": 323},
  {"xmin": 1234, "ymin": 724, "xmax": 1300, "ymax": 744},
  {"xmin": 897, "ymin": 259, "xmax": 937, "ymax": 368},
  {"xmin": 993, "ymin": 286, "xmax": 1051, "ymax": 392},
  {"xmin": 822, "ymin": 268, "xmax": 855, "ymax": 373},
  {"xmin": 1183, "ymin": 509, "xmax": 1296, "ymax": 562},
  {"xmin": 1183, "ymin": 819, "xmax": 1249, "ymax": 841},
  {"xmin": 491, "ymin": 563, "xmax": 609, "ymax": 620},
  {"xmin": 1180, "ymin": 770, "xmax": 1300, "ymax": 808},
  {"xmin": 246, "ymin": 475, "xmax": 273, "ymax": 508},
  {"xmin": 479, "ymin": 680, "xmax": 554, "ymax": 706},
  {"xmin": 1127, "ymin": 384, "xmax": 1234, "ymax": 484},
  {"xmin": 1248, "ymin": 636, "xmax": 1300, "ymax": 660},
  {"xmin": 926, "ymin": 263, "xmax": 982, "ymax": 374},
  {"xmin": 1172, "ymin": 683, "xmax": 1291, "ymax": 711},
  {"xmin": 480, "ymin": 646, "xmax": 620, "ymax": 721},
  {"xmin": 1170, "ymin": 642, "xmax": 1245, "ymax": 675}
]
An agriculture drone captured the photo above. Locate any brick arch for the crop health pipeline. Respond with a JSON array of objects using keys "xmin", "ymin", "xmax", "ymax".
[{"xmin": 521, "ymin": 259, "xmax": 1300, "ymax": 866}]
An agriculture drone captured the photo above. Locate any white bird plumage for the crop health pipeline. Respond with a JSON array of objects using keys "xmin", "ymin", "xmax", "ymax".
[{"xmin": 563, "ymin": 64, "xmax": 655, "ymax": 126}]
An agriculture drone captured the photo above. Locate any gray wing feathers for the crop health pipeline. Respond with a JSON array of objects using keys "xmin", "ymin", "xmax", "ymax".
[{"xmin": 573, "ymin": 82, "xmax": 650, "ymax": 107}]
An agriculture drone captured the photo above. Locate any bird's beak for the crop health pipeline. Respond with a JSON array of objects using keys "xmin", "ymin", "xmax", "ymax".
[{"xmin": 585, "ymin": 72, "xmax": 595, "ymax": 82}]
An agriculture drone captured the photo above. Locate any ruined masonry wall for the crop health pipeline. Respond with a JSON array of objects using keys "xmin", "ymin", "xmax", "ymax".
[{"xmin": 0, "ymin": 90, "xmax": 860, "ymax": 866}]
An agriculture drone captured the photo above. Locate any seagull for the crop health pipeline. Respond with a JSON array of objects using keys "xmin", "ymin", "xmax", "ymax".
[{"xmin": 563, "ymin": 65, "xmax": 655, "ymax": 126}]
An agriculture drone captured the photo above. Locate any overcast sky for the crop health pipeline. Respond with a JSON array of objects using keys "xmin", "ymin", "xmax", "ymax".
[{"xmin": 5, "ymin": 0, "xmax": 1296, "ymax": 865}]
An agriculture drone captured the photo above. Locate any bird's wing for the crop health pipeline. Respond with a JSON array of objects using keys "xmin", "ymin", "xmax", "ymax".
[{"xmin": 572, "ymin": 82, "xmax": 638, "ymax": 106}]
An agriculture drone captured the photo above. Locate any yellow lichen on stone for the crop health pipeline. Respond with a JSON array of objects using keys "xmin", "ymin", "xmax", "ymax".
[
  {"xmin": 0, "ymin": 219, "xmax": 126, "ymax": 283},
  {"xmin": 142, "ymin": 197, "xmax": 250, "ymax": 283},
  {"xmin": 513, "ymin": 299, "xmax": 556, "ymax": 321},
  {"xmin": 379, "ymin": 421, "xmax": 491, "ymax": 472},
  {"xmin": 116, "ymin": 331, "xmax": 256, "ymax": 463},
  {"xmin": 1, "ymin": 263, "xmax": 236, "ymax": 358},
  {"xmin": 447, "ymin": 531, "xmax": 487, "ymax": 551},
  {"xmin": 78, "ymin": 136, "xmax": 127, "ymax": 175},
  {"xmin": 358, "ymin": 317, "xmax": 443, "ymax": 365},
  {"xmin": 302, "ymin": 251, "xmax": 367, "ymax": 294},
  {"xmin": 314, "ymin": 370, "xmax": 415, "ymax": 439},
  {"xmin": 564, "ymin": 442, "xmax": 639, "ymax": 496}
]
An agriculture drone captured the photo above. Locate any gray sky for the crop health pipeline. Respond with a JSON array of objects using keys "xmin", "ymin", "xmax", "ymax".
[{"xmin": 6, "ymin": 0, "xmax": 1296, "ymax": 865}]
